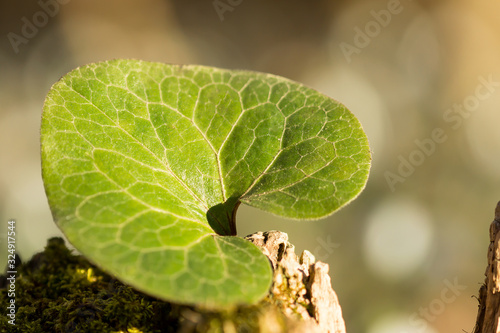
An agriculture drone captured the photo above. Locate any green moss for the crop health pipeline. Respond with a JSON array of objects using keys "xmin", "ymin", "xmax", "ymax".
[
  {"xmin": 0, "ymin": 238, "xmax": 303, "ymax": 333},
  {"xmin": 0, "ymin": 238, "xmax": 181, "ymax": 333}
]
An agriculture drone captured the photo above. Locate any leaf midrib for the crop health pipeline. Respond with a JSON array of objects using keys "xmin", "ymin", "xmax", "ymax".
[{"xmin": 63, "ymin": 79, "xmax": 230, "ymax": 234}]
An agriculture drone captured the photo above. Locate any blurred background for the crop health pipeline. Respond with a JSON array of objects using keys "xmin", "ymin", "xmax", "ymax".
[{"xmin": 1, "ymin": 0, "xmax": 499, "ymax": 332}]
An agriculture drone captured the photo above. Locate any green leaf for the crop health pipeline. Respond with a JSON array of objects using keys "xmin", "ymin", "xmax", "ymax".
[{"xmin": 41, "ymin": 59, "xmax": 371, "ymax": 307}]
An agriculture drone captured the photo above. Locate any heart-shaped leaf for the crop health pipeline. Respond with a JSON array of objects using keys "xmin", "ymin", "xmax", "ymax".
[{"xmin": 41, "ymin": 60, "xmax": 371, "ymax": 307}]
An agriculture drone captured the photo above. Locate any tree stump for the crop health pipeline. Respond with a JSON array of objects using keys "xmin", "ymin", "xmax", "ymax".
[
  {"xmin": 0, "ymin": 231, "xmax": 346, "ymax": 332},
  {"xmin": 246, "ymin": 231, "xmax": 346, "ymax": 333},
  {"xmin": 474, "ymin": 201, "xmax": 500, "ymax": 333}
]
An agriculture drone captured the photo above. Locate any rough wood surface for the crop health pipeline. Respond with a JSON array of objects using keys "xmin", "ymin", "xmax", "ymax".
[
  {"xmin": 474, "ymin": 201, "xmax": 500, "ymax": 333},
  {"xmin": 246, "ymin": 231, "xmax": 346, "ymax": 333},
  {"xmin": 0, "ymin": 232, "xmax": 345, "ymax": 332}
]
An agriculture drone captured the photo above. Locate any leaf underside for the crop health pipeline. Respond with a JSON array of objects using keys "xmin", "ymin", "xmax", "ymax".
[{"xmin": 41, "ymin": 60, "xmax": 371, "ymax": 307}]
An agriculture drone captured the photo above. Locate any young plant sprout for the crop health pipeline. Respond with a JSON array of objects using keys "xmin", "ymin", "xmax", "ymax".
[{"xmin": 41, "ymin": 59, "xmax": 371, "ymax": 308}]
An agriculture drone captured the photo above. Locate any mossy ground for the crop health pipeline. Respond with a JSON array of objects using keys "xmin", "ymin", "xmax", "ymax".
[{"xmin": 0, "ymin": 238, "xmax": 296, "ymax": 333}]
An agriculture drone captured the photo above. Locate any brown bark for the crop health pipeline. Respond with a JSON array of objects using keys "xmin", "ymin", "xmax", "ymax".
[
  {"xmin": 474, "ymin": 201, "xmax": 500, "ymax": 333},
  {"xmin": 176, "ymin": 231, "xmax": 346, "ymax": 332},
  {"xmin": 246, "ymin": 231, "xmax": 346, "ymax": 333}
]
